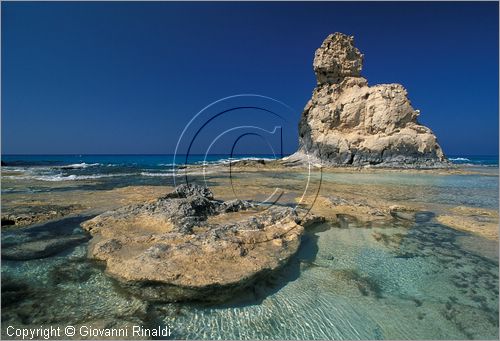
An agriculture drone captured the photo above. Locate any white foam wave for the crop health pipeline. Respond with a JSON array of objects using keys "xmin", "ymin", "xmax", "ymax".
[
  {"xmin": 140, "ymin": 170, "xmax": 216, "ymax": 177},
  {"xmin": 1, "ymin": 167, "xmax": 29, "ymax": 173},
  {"xmin": 58, "ymin": 162, "xmax": 101, "ymax": 169},
  {"xmin": 195, "ymin": 157, "xmax": 277, "ymax": 166},
  {"xmin": 40, "ymin": 173, "xmax": 132, "ymax": 181},
  {"xmin": 140, "ymin": 172, "xmax": 175, "ymax": 177},
  {"xmin": 449, "ymin": 157, "xmax": 470, "ymax": 161},
  {"xmin": 5, "ymin": 173, "xmax": 133, "ymax": 181}
]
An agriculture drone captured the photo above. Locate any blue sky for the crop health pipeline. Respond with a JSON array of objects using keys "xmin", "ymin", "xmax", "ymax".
[{"xmin": 2, "ymin": 1, "xmax": 498, "ymax": 155}]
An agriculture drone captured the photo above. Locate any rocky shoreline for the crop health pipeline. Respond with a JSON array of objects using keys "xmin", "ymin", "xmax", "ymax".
[
  {"xmin": 0, "ymin": 31, "xmax": 495, "ymax": 309},
  {"xmin": 2, "ymin": 163, "xmax": 495, "ymax": 237},
  {"xmin": 81, "ymin": 184, "xmax": 323, "ymax": 302},
  {"xmin": 1, "ymin": 185, "xmax": 171, "ymax": 229},
  {"xmin": 1, "ymin": 163, "xmax": 497, "ymax": 317}
]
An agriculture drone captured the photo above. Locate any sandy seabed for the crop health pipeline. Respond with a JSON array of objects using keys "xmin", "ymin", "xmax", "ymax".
[{"xmin": 1, "ymin": 164, "xmax": 498, "ymax": 339}]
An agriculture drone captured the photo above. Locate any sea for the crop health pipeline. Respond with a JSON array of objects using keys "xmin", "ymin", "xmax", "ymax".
[
  {"xmin": 1, "ymin": 154, "xmax": 499, "ymax": 339},
  {"xmin": 1, "ymin": 154, "xmax": 282, "ymax": 193},
  {"xmin": 1, "ymin": 154, "xmax": 497, "ymax": 191}
]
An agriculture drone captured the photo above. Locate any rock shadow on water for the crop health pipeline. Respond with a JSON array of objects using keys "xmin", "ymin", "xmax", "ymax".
[
  {"xmin": 0, "ymin": 214, "xmax": 112, "ymax": 328},
  {"xmin": 1, "ymin": 215, "xmax": 94, "ymax": 261},
  {"xmin": 186, "ymin": 221, "xmax": 331, "ymax": 310},
  {"xmin": 2, "ymin": 214, "xmax": 95, "ymax": 241}
]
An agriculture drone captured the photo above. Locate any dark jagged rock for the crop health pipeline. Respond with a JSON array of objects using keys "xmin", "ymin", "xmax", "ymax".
[
  {"xmin": 162, "ymin": 183, "xmax": 214, "ymax": 200},
  {"xmin": 217, "ymin": 199, "xmax": 255, "ymax": 213}
]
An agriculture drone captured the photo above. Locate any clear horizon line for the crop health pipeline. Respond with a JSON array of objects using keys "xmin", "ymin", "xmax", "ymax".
[
  {"xmin": 2, "ymin": 153, "xmax": 499, "ymax": 156},
  {"xmin": 1, "ymin": 153, "xmax": 295, "ymax": 156}
]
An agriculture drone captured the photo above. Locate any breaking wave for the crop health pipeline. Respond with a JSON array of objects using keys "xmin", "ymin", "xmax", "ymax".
[
  {"xmin": 5, "ymin": 173, "xmax": 132, "ymax": 182},
  {"xmin": 57, "ymin": 162, "xmax": 101, "ymax": 169},
  {"xmin": 449, "ymin": 157, "xmax": 470, "ymax": 162}
]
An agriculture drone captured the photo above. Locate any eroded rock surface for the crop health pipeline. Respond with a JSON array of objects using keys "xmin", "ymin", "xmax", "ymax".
[
  {"xmin": 1, "ymin": 204, "xmax": 83, "ymax": 228},
  {"xmin": 291, "ymin": 32, "xmax": 448, "ymax": 167},
  {"xmin": 82, "ymin": 184, "xmax": 321, "ymax": 302}
]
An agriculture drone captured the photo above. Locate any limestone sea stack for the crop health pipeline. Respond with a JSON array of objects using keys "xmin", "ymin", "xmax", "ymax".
[{"xmin": 289, "ymin": 33, "xmax": 448, "ymax": 167}]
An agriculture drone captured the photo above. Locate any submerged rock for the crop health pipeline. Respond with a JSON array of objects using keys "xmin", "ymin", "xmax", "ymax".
[
  {"xmin": 389, "ymin": 206, "xmax": 417, "ymax": 221},
  {"xmin": 1, "ymin": 204, "xmax": 83, "ymax": 228},
  {"xmin": 1, "ymin": 234, "xmax": 89, "ymax": 261},
  {"xmin": 290, "ymin": 32, "xmax": 448, "ymax": 168},
  {"xmin": 82, "ymin": 184, "xmax": 320, "ymax": 302}
]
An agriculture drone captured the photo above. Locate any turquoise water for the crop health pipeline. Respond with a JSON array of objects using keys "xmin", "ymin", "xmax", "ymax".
[
  {"xmin": 1, "ymin": 154, "xmax": 279, "ymax": 193},
  {"xmin": 2, "ymin": 154, "xmax": 497, "ymax": 167},
  {"xmin": 1, "ymin": 154, "xmax": 282, "ymax": 167},
  {"xmin": 2, "ymin": 212, "xmax": 498, "ymax": 339},
  {"xmin": 320, "ymin": 171, "xmax": 499, "ymax": 210},
  {"xmin": 1, "ymin": 155, "xmax": 499, "ymax": 339},
  {"xmin": 447, "ymin": 155, "xmax": 499, "ymax": 167},
  {"xmin": 1, "ymin": 154, "xmax": 497, "ymax": 194}
]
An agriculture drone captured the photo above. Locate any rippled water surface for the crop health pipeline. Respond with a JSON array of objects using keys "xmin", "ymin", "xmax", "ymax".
[
  {"xmin": 1, "ymin": 160, "xmax": 499, "ymax": 339},
  {"xmin": 2, "ymin": 217, "xmax": 498, "ymax": 339}
]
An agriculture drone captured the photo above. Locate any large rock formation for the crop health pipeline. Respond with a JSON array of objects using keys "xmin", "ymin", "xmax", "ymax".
[
  {"xmin": 291, "ymin": 33, "xmax": 447, "ymax": 167},
  {"xmin": 81, "ymin": 184, "xmax": 322, "ymax": 302}
]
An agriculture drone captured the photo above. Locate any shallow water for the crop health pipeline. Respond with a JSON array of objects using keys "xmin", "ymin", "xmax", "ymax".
[
  {"xmin": 1, "ymin": 157, "xmax": 499, "ymax": 339},
  {"xmin": 2, "ymin": 212, "xmax": 498, "ymax": 339},
  {"xmin": 155, "ymin": 218, "xmax": 498, "ymax": 339},
  {"xmin": 319, "ymin": 170, "xmax": 499, "ymax": 210}
]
